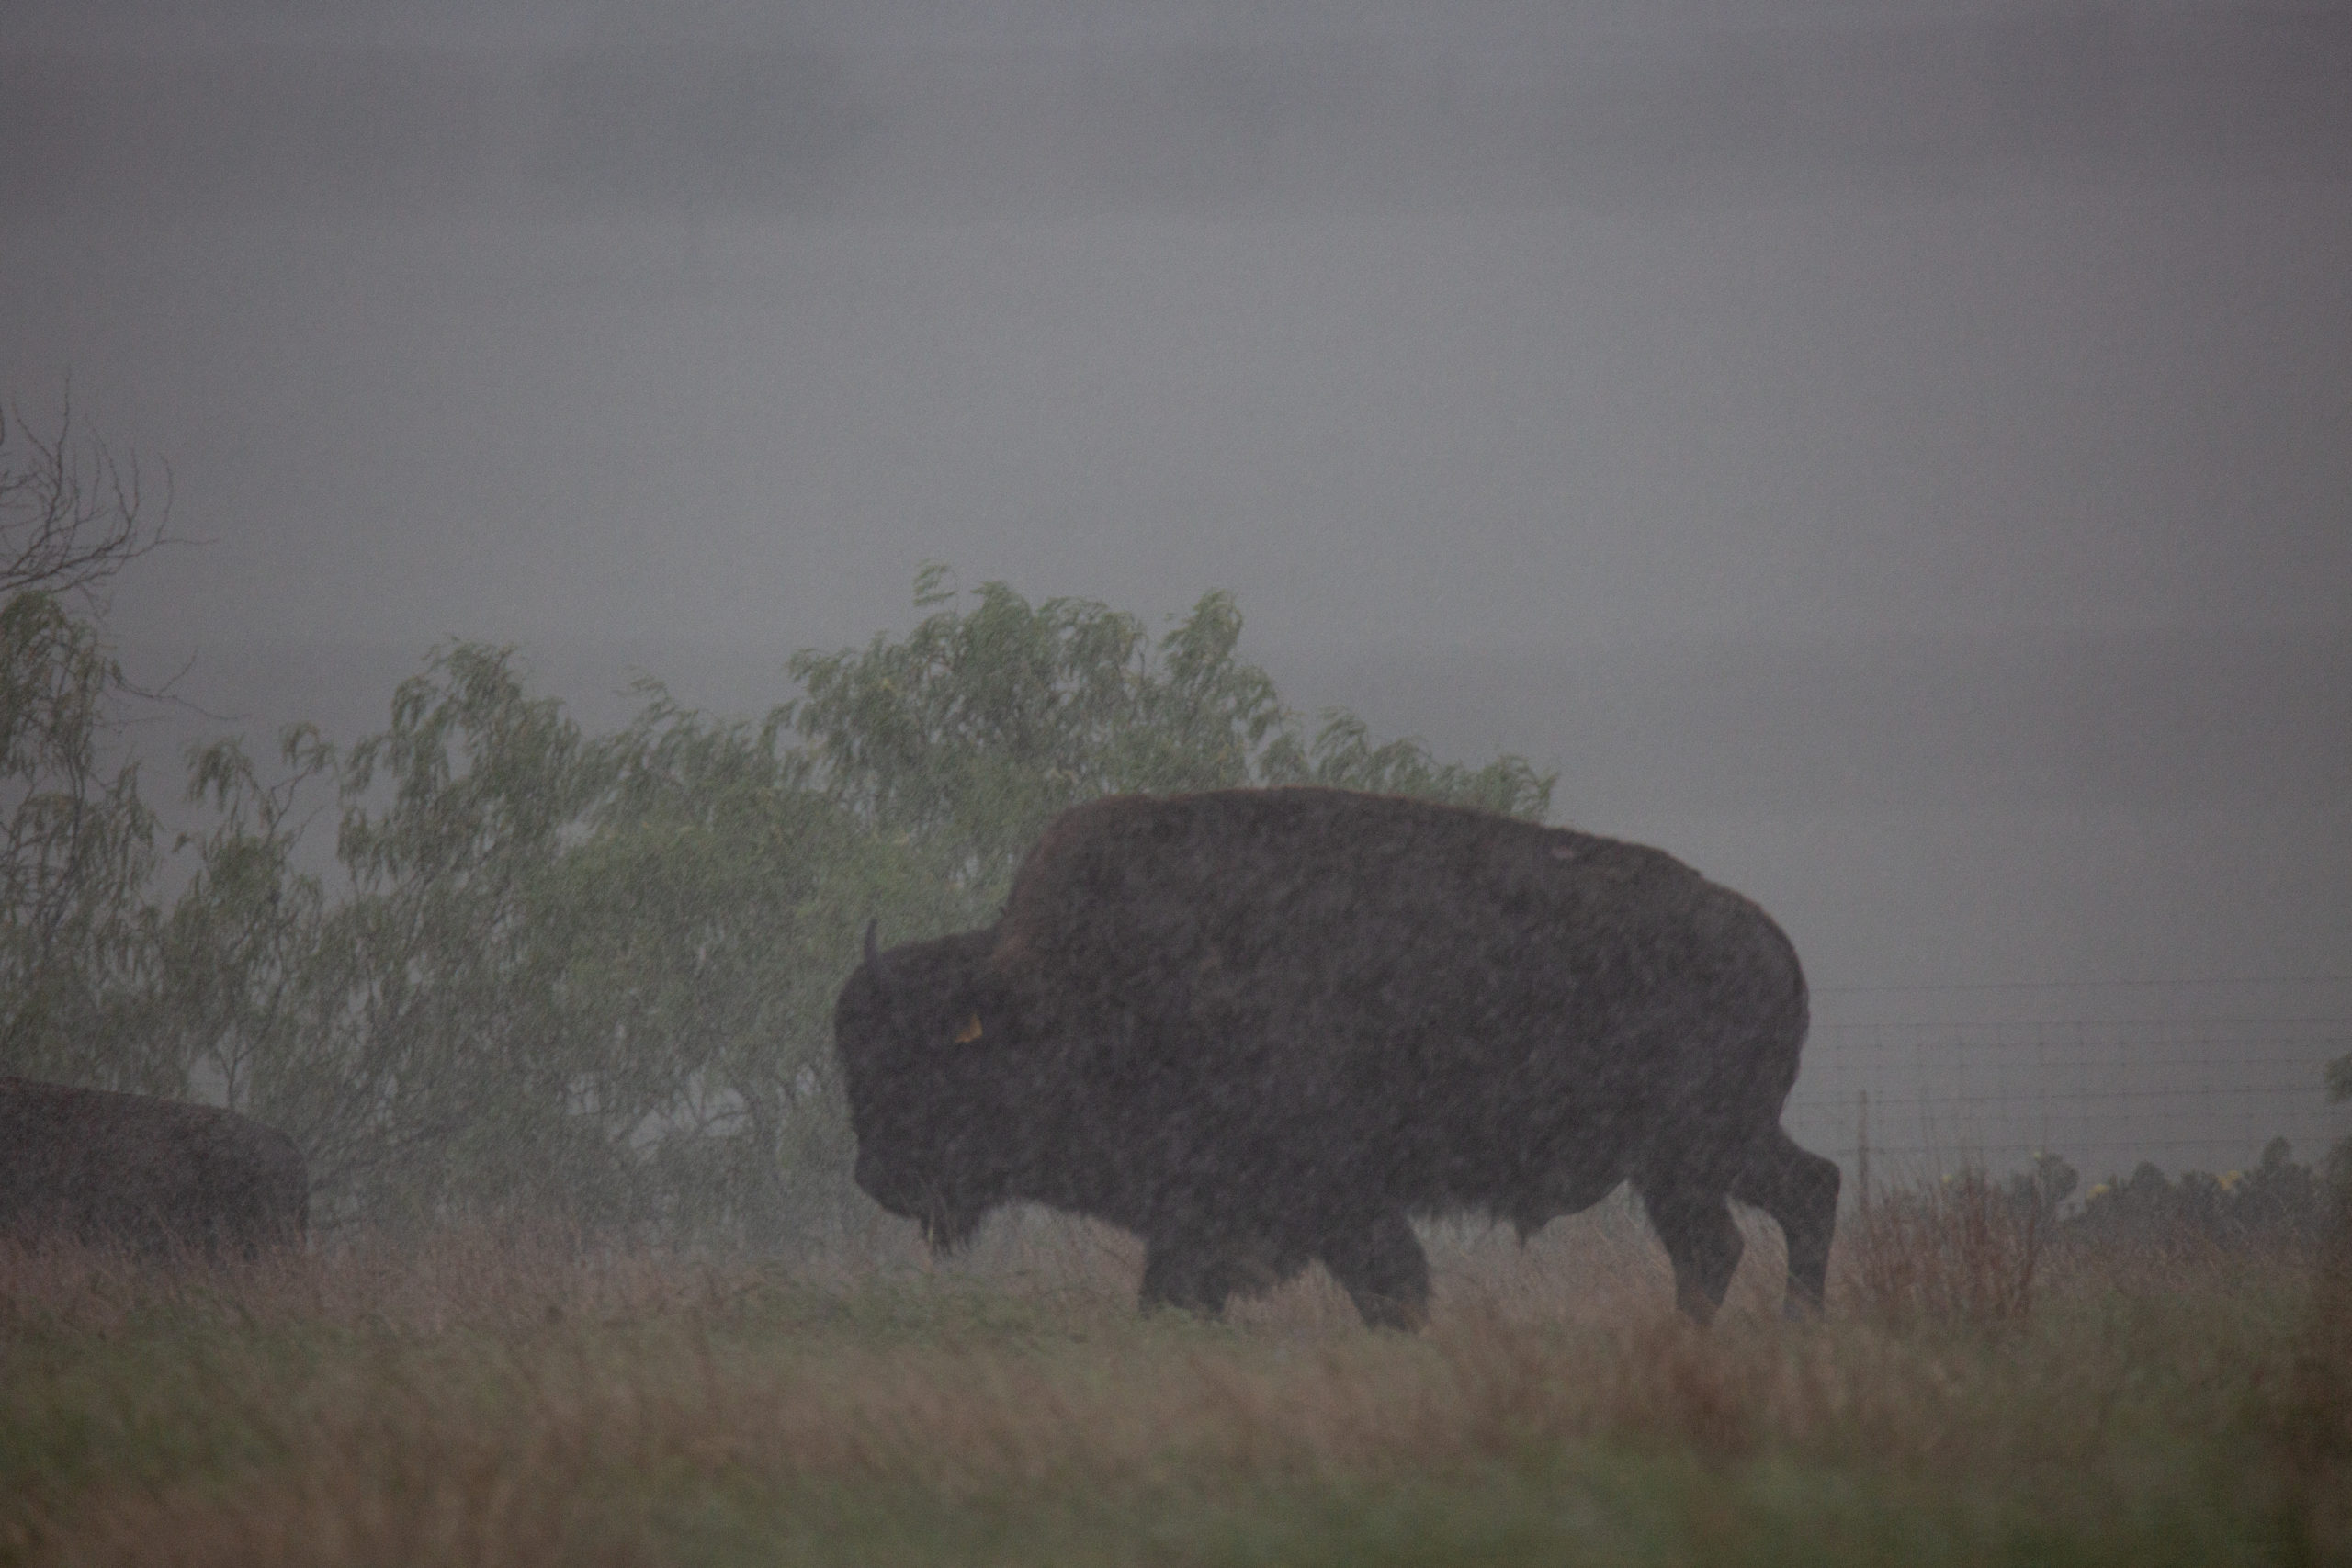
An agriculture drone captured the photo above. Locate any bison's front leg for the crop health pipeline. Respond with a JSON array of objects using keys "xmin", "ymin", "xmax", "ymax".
[
  {"xmin": 1317, "ymin": 1209, "xmax": 1430, "ymax": 1331},
  {"xmin": 1139, "ymin": 1231, "xmax": 1311, "ymax": 1319},
  {"xmin": 1139, "ymin": 1234, "xmax": 1238, "ymax": 1318}
]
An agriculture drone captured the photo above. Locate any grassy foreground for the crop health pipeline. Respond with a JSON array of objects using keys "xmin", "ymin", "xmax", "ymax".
[{"xmin": 2, "ymin": 1201, "xmax": 2347, "ymax": 1568}]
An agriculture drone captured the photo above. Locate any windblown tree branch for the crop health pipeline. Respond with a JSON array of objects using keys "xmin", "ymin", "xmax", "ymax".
[
  {"xmin": 0, "ymin": 394, "xmax": 170, "ymax": 614},
  {"xmin": 101, "ymin": 558, "xmax": 1558, "ymax": 1240},
  {"xmin": 0, "ymin": 392, "xmax": 168, "ymax": 1089},
  {"xmin": 788, "ymin": 569, "xmax": 1555, "ymax": 912}
]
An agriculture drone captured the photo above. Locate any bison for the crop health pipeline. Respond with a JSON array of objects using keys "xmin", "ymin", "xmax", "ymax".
[
  {"xmin": 835, "ymin": 787, "xmax": 1838, "ymax": 1327},
  {"xmin": 0, "ymin": 1077, "xmax": 309, "ymax": 1258}
]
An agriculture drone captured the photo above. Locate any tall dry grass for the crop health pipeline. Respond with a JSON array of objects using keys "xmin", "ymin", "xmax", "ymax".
[
  {"xmin": 1838, "ymin": 1165, "xmax": 2042, "ymax": 1324},
  {"xmin": 1, "ymin": 1189, "xmax": 2343, "ymax": 1568}
]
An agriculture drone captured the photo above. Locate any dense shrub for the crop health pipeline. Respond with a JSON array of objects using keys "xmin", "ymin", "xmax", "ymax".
[{"xmin": 2010, "ymin": 1138, "xmax": 2336, "ymax": 1251}]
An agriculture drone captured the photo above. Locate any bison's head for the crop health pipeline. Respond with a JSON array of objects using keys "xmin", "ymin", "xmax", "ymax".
[{"xmin": 833, "ymin": 922, "xmax": 1022, "ymax": 1254}]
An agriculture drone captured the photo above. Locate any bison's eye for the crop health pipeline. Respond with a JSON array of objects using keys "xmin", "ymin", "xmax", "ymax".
[{"xmin": 954, "ymin": 1014, "xmax": 984, "ymax": 1043}]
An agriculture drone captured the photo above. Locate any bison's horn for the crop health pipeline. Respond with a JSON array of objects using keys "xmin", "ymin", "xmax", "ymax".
[{"xmin": 864, "ymin": 919, "xmax": 881, "ymax": 971}]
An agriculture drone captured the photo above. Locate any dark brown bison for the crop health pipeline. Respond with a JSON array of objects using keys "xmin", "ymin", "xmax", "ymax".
[
  {"xmin": 836, "ymin": 787, "xmax": 1838, "ymax": 1327},
  {"xmin": 0, "ymin": 1077, "xmax": 309, "ymax": 1258}
]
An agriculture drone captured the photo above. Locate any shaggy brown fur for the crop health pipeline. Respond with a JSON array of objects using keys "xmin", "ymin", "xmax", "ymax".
[
  {"xmin": 0, "ymin": 1077, "xmax": 308, "ymax": 1258},
  {"xmin": 837, "ymin": 787, "xmax": 1836, "ymax": 1327}
]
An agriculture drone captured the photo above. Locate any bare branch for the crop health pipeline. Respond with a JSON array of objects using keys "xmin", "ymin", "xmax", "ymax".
[{"xmin": 0, "ymin": 387, "xmax": 173, "ymax": 613}]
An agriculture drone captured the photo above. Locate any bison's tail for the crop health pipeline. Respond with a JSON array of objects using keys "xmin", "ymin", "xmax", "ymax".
[
  {"xmin": 1767, "ymin": 905, "xmax": 1810, "ymax": 1037},
  {"xmin": 1747, "ymin": 900, "xmax": 1812, "ymax": 1116}
]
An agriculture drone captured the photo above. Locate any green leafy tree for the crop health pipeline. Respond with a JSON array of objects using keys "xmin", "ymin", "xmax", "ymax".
[
  {"xmin": 151, "ymin": 654, "xmax": 929, "ymax": 1240},
  {"xmin": 142, "ymin": 729, "xmax": 334, "ymax": 1119},
  {"xmin": 0, "ymin": 399, "xmax": 170, "ymax": 1089},
  {"xmin": 791, "ymin": 568, "xmax": 1554, "ymax": 917},
  {"xmin": 3, "ymin": 392, "xmax": 1571, "ymax": 1244},
  {"xmin": 145, "ymin": 649, "xmax": 636, "ymax": 1231},
  {"xmin": 540, "ymin": 686, "xmax": 927, "ymax": 1243},
  {"xmin": 0, "ymin": 592, "xmax": 160, "ymax": 1087},
  {"xmin": 788, "ymin": 570, "xmax": 1204, "ymax": 910},
  {"xmin": 306, "ymin": 644, "xmax": 611, "ymax": 1228},
  {"xmin": 146, "ymin": 572, "xmax": 1559, "ymax": 1240},
  {"xmin": 1265, "ymin": 708, "xmax": 1556, "ymax": 819}
]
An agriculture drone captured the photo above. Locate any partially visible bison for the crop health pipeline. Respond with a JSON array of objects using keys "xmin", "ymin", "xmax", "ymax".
[
  {"xmin": 0, "ymin": 1077, "xmax": 309, "ymax": 1258},
  {"xmin": 836, "ymin": 787, "xmax": 1838, "ymax": 1328}
]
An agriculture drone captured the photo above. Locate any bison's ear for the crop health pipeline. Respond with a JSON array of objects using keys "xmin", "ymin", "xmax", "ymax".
[{"xmin": 953, "ymin": 1013, "xmax": 985, "ymax": 1044}]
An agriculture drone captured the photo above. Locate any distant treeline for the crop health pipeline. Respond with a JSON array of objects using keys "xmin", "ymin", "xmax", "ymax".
[
  {"xmin": 1951, "ymin": 1140, "xmax": 2352, "ymax": 1252},
  {"xmin": 2, "ymin": 409, "xmax": 1551, "ymax": 1241}
]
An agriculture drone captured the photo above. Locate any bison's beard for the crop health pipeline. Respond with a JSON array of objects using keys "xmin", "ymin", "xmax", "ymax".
[
  {"xmin": 917, "ymin": 1194, "xmax": 987, "ymax": 1256},
  {"xmin": 854, "ymin": 1145, "xmax": 990, "ymax": 1254}
]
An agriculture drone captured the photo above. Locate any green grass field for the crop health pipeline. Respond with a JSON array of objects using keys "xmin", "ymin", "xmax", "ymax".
[{"xmin": 4, "ymin": 1197, "xmax": 2346, "ymax": 1567}]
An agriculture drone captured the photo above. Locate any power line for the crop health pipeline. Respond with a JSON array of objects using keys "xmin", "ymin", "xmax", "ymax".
[
  {"xmin": 1813, "ymin": 1017, "xmax": 2351, "ymax": 1032},
  {"xmin": 1815, "ymin": 976, "xmax": 2352, "ymax": 995}
]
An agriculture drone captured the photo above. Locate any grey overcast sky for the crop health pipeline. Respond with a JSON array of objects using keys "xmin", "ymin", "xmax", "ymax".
[{"xmin": 3, "ymin": 0, "xmax": 2348, "ymax": 1008}]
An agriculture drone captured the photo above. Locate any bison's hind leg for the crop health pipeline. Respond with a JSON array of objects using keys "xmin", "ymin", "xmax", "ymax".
[
  {"xmin": 1638, "ymin": 1182, "xmax": 1745, "ymax": 1325},
  {"xmin": 1731, "ymin": 1127, "xmax": 1840, "ymax": 1318},
  {"xmin": 1317, "ymin": 1210, "xmax": 1430, "ymax": 1332}
]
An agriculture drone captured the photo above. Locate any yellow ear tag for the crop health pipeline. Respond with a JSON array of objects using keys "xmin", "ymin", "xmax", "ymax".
[{"xmin": 954, "ymin": 1015, "xmax": 985, "ymax": 1044}]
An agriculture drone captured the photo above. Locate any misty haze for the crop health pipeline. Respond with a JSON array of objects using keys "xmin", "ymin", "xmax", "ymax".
[{"xmin": 2, "ymin": 2, "xmax": 2349, "ymax": 1562}]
